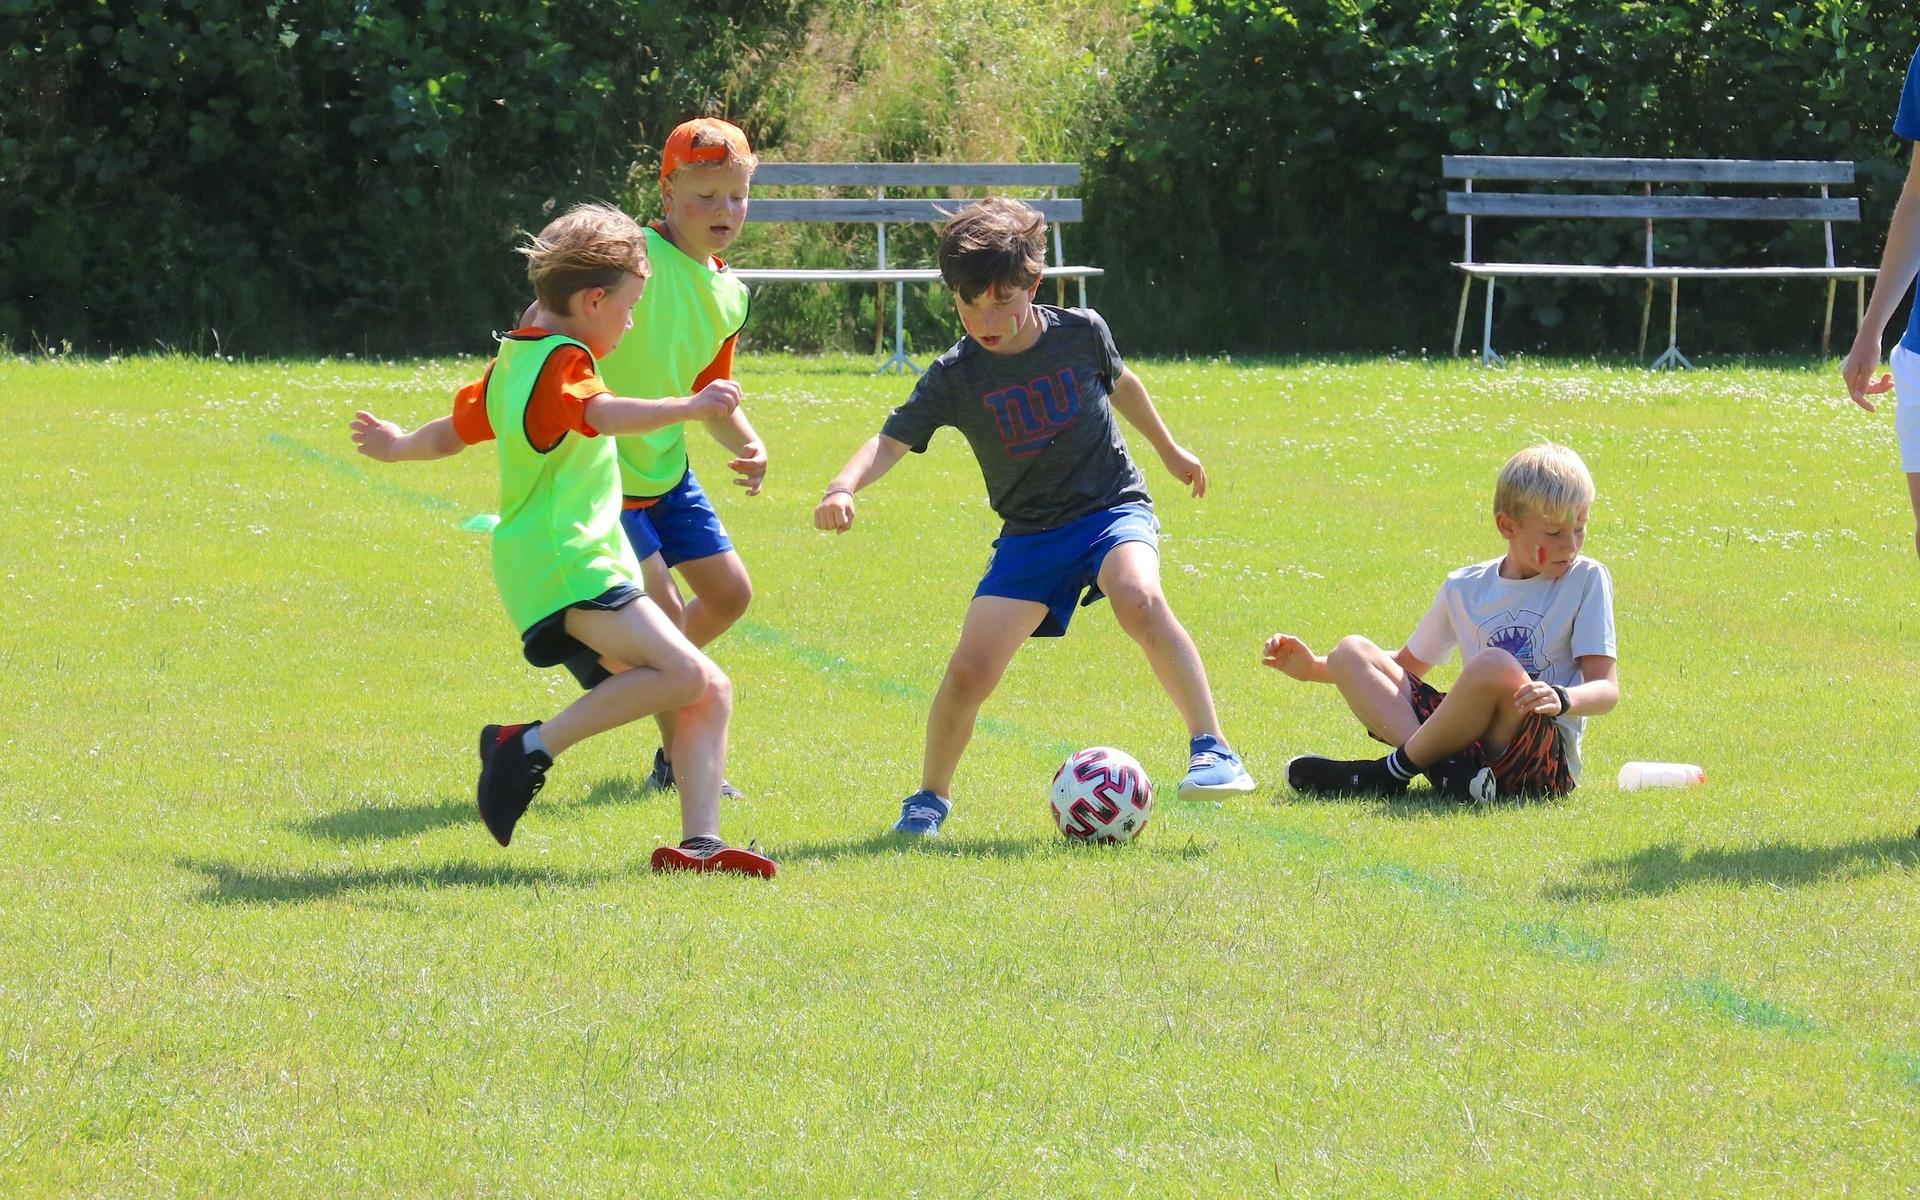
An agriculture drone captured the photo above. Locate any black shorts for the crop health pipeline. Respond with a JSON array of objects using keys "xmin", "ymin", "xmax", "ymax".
[
  {"xmin": 519, "ymin": 583, "xmax": 644, "ymax": 671},
  {"xmin": 1368, "ymin": 674, "xmax": 1576, "ymax": 797}
]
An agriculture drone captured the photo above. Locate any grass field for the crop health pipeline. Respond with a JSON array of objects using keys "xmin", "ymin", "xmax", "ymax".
[{"xmin": 4, "ymin": 350, "xmax": 1919, "ymax": 1196}]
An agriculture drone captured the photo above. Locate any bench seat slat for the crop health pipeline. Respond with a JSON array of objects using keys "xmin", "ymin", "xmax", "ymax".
[
  {"xmin": 1443, "ymin": 155, "xmax": 1854, "ymax": 185},
  {"xmin": 747, "ymin": 198, "xmax": 1084, "ymax": 224},
  {"xmin": 1453, "ymin": 262, "xmax": 1876, "ymax": 279},
  {"xmin": 753, "ymin": 162, "xmax": 1082, "ymax": 187},
  {"xmin": 1447, "ymin": 193, "xmax": 1858, "ymax": 221},
  {"xmin": 733, "ymin": 266, "xmax": 1105, "ymax": 284}
]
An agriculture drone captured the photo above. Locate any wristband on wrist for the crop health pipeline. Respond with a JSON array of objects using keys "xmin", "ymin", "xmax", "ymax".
[
  {"xmin": 1548, "ymin": 684, "xmax": 1571, "ymax": 716},
  {"xmin": 823, "ymin": 484, "xmax": 854, "ymax": 500}
]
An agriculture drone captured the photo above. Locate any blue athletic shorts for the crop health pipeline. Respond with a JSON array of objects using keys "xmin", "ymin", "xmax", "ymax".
[
  {"xmin": 620, "ymin": 466, "xmax": 734, "ymax": 568},
  {"xmin": 975, "ymin": 502, "xmax": 1159, "ymax": 638}
]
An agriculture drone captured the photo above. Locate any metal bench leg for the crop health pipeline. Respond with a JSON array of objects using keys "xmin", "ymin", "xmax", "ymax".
[
  {"xmin": 1453, "ymin": 275, "xmax": 1472, "ymax": 357},
  {"xmin": 1822, "ymin": 278, "xmax": 1837, "ymax": 357},
  {"xmin": 875, "ymin": 279, "xmax": 922, "ymax": 375},
  {"xmin": 1638, "ymin": 279, "xmax": 1653, "ymax": 360},
  {"xmin": 1649, "ymin": 278, "xmax": 1691, "ymax": 370},
  {"xmin": 1480, "ymin": 277, "xmax": 1505, "ymax": 368}
]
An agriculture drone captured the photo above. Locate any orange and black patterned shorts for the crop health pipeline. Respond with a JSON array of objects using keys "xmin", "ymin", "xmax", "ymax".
[{"xmin": 1368, "ymin": 675, "xmax": 1575, "ymax": 797}]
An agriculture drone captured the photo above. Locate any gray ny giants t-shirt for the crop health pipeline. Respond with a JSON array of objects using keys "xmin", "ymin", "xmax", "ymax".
[{"xmin": 880, "ymin": 306, "xmax": 1151, "ymax": 535}]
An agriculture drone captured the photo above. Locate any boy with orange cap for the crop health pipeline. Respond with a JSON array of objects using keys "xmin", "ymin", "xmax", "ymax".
[{"xmin": 567, "ymin": 118, "xmax": 768, "ymax": 798}]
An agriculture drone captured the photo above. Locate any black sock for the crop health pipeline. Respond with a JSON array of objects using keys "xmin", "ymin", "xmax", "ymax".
[
  {"xmin": 679, "ymin": 834, "xmax": 726, "ymax": 854},
  {"xmin": 1384, "ymin": 746, "xmax": 1421, "ymax": 782}
]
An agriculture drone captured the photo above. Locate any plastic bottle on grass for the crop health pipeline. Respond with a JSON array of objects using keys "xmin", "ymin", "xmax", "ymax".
[{"xmin": 1617, "ymin": 762, "xmax": 1706, "ymax": 790}]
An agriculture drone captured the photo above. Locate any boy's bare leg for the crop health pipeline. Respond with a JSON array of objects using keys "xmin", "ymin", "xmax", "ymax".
[
  {"xmin": 1402, "ymin": 648, "xmax": 1531, "ymax": 767},
  {"xmin": 1324, "ymin": 635, "xmax": 1422, "ymax": 745},
  {"xmin": 540, "ymin": 601, "xmax": 708, "ymax": 756},
  {"xmin": 1908, "ymin": 473, "xmax": 1920, "ymax": 559},
  {"xmin": 922, "ymin": 596, "xmax": 1048, "ymax": 796},
  {"xmin": 648, "ymin": 551, "xmax": 751, "ymax": 771},
  {"xmin": 1096, "ymin": 541, "xmax": 1219, "ymax": 736},
  {"xmin": 674, "ymin": 549, "xmax": 753, "ymax": 646},
  {"xmin": 666, "ymin": 664, "xmax": 732, "ymax": 840}
]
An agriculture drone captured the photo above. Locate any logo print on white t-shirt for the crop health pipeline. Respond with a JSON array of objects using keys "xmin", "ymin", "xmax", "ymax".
[{"xmin": 1479, "ymin": 608, "xmax": 1546, "ymax": 677}]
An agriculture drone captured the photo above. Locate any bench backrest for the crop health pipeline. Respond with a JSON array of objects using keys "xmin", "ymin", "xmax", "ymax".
[
  {"xmin": 1442, "ymin": 155, "xmax": 1858, "ymax": 267},
  {"xmin": 747, "ymin": 162, "xmax": 1083, "ymax": 225}
]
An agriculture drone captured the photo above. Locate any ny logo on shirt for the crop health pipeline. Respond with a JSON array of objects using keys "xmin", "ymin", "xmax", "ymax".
[{"xmin": 980, "ymin": 368, "xmax": 1085, "ymax": 458}]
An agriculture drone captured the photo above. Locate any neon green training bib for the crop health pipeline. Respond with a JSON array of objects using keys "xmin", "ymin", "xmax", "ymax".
[
  {"xmin": 484, "ymin": 332, "xmax": 642, "ymax": 634},
  {"xmin": 595, "ymin": 225, "xmax": 750, "ymax": 496}
]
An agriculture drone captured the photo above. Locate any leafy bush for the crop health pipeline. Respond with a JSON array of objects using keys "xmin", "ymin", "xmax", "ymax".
[
  {"xmin": 1086, "ymin": 0, "xmax": 1920, "ymax": 356},
  {"xmin": 1, "ymin": 0, "xmax": 807, "ymax": 355}
]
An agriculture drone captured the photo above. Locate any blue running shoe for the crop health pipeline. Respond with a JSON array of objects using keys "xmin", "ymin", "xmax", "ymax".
[
  {"xmin": 1178, "ymin": 734, "xmax": 1256, "ymax": 798},
  {"xmin": 892, "ymin": 790, "xmax": 951, "ymax": 836}
]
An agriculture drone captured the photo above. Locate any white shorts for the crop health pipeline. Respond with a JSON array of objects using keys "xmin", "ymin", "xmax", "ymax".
[{"xmin": 1895, "ymin": 343, "xmax": 1920, "ymax": 474}]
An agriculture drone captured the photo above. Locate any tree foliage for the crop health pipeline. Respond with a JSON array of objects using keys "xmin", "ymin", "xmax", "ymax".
[
  {"xmin": 1086, "ymin": 0, "xmax": 1920, "ymax": 355},
  {"xmin": 0, "ymin": 0, "xmax": 805, "ymax": 354}
]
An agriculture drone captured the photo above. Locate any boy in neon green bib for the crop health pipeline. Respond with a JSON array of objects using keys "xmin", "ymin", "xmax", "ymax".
[
  {"xmin": 590, "ymin": 118, "xmax": 766, "ymax": 798},
  {"xmin": 351, "ymin": 204, "xmax": 774, "ymax": 877}
]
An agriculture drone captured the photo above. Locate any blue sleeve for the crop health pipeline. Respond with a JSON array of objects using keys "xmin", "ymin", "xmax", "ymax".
[
  {"xmin": 879, "ymin": 363, "xmax": 953, "ymax": 453},
  {"xmin": 1898, "ymin": 49, "xmax": 1920, "ymax": 143}
]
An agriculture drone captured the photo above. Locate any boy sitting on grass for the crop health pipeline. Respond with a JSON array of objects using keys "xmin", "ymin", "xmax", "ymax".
[
  {"xmin": 349, "ymin": 203, "xmax": 773, "ymax": 876},
  {"xmin": 1268, "ymin": 443, "xmax": 1617, "ymax": 803},
  {"xmin": 813, "ymin": 196, "xmax": 1256, "ymax": 837}
]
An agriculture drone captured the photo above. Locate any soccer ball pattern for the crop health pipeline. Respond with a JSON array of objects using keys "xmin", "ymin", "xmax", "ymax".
[{"xmin": 1050, "ymin": 747, "xmax": 1154, "ymax": 843}]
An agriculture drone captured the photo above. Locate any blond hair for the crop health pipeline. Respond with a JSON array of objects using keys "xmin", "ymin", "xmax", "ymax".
[
  {"xmin": 1494, "ymin": 443, "xmax": 1595, "ymax": 522},
  {"xmin": 517, "ymin": 203, "xmax": 648, "ymax": 316},
  {"xmin": 938, "ymin": 197, "xmax": 1047, "ymax": 303}
]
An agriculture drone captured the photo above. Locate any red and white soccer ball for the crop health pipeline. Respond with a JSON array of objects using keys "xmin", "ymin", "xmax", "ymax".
[{"xmin": 1050, "ymin": 746, "xmax": 1154, "ymax": 843}]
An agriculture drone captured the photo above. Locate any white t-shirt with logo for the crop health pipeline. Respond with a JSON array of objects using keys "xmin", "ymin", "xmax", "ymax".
[{"xmin": 1404, "ymin": 556, "xmax": 1617, "ymax": 782}]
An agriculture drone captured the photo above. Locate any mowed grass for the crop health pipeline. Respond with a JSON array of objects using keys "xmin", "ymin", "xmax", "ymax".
[{"xmin": 3, "ymin": 349, "xmax": 1918, "ymax": 1196}]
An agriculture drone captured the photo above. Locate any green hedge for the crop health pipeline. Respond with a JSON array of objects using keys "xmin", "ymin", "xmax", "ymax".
[
  {"xmin": 1, "ymin": 0, "xmax": 805, "ymax": 355},
  {"xmin": 1085, "ymin": 0, "xmax": 1920, "ymax": 356}
]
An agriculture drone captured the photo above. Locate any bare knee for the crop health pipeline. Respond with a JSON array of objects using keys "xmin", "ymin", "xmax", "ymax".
[
  {"xmin": 1326, "ymin": 634, "xmax": 1381, "ymax": 680},
  {"xmin": 704, "ymin": 573, "xmax": 753, "ymax": 628},
  {"xmin": 656, "ymin": 647, "xmax": 711, "ymax": 708},
  {"xmin": 940, "ymin": 651, "xmax": 1002, "ymax": 707},
  {"xmin": 1459, "ymin": 647, "xmax": 1528, "ymax": 692},
  {"xmin": 687, "ymin": 661, "xmax": 732, "ymax": 718},
  {"xmin": 1107, "ymin": 581, "xmax": 1167, "ymax": 634}
]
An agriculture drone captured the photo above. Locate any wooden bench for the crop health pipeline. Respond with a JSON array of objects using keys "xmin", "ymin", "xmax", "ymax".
[
  {"xmin": 1444, "ymin": 156, "xmax": 1877, "ymax": 368},
  {"xmin": 731, "ymin": 163, "xmax": 1103, "ymax": 374}
]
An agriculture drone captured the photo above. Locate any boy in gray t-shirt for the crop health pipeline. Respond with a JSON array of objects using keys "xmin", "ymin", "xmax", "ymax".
[
  {"xmin": 1264, "ymin": 444, "xmax": 1620, "ymax": 802},
  {"xmin": 813, "ymin": 197, "xmax": 1256, "ymax": 836}
]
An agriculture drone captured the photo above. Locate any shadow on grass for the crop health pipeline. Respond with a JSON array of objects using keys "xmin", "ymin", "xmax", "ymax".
[
  {"xmin": 1278, "ymin": 784, "xmax": 1560, "ymax": 821},
  {"xmin": 291, "ymin": 777, "xmax": 656, "ymax": 844},
  {"xmin": 772, "ymin": 829, "xmax": 1214, "ymax": 865},
  {"xmin": 179, "ymin": 856, "xmax": 614, "ymax": 905},
  {"xmin": 1545, "ymin": 834, "xmax": 1920, "ymax": 902}
]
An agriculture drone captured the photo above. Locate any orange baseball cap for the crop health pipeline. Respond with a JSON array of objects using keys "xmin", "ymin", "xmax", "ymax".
[{"xmin": 660, "ymin": 118, "xmax": 754, "ymax": 182}]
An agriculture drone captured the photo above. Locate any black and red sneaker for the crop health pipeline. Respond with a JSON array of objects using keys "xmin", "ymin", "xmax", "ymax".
[
  {"xmin": 650, "ymin": 836, "xmax": 777, "ymax": 879},
  {"xmin": 476, "ymin": 722, "xmax": 552, "ymax": 846}
]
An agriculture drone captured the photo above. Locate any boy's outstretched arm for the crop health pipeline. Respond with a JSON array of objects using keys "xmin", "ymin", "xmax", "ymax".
[
  {"xmin": 1513, "ymin": 654, "xmax": 1619, "ymax": 718},
  {"xmin": 813, "ymin": 434, "xmax": 911, "ymax": 533},
  {"xmin": 1108, "ymin": 367, "xmax": 1206, "ymax": 498},
  {"xmin": 586, "ymin": 380, "xmax": 740, "ymax": 436},
  {"xmin": 1842, "ymin": 147, "xmax": 1920, "ymax": 411},
  {"xmin": 703, "ymin": 406, "xmax": 768, "ymax": 497},
  {"xmin": 351, "ymin": 412, "xmax": 465, "ymax": 462}
]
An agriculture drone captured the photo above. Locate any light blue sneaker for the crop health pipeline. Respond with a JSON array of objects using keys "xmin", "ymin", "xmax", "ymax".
[
  {"xmin": 892, "ymin": 790, "xmax": 951, "ymax": 837},
  {"xmin": 1178, "ymin": 734, "xmax": 1256, "ymax": 797}
]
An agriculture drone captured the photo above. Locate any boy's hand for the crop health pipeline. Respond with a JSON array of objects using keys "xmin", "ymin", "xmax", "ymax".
[
  {"xmin": 691, "ymin": 380, "xmax": 742, "ymax": 420},
  {"xmin": 1262, "ymin": 633, "xmax": 1319, "ymax": 680},
  {"xmin": 1513, "ymin": 679, "xmax": 1565, "ymax": 716},
  {"xmin": 1840, "ymin": 332, "xmax": 1895, "ymax": 413},
  {"xmin": 814, "ymin": 486, "xmax": 856, "ymax": 533},
  {"xmin": 1160, "ymin": 444, "xmax": 1207, "ymax": 498},
  {"xmin": 350, "ymin": 410, "xmax": 405, "ymax": 461},
  {"xmin": 729, "ymin": 441, "xmax": 768, "ymax": 496}
]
